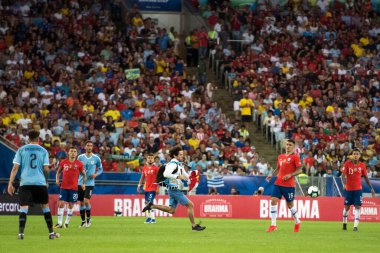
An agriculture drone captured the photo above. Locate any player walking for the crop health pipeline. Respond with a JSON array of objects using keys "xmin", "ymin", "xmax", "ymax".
[
  {"xmin": 77, "ymin": 140, "xmax": 103, "ymax": 228},
  {"xmin": 55, "ymin": 147, "xmax": 86, "ymax": 228},
  {"xmin": 137, "ymin": 153, "xmax": 159, "ymax": 223},
  {"xmin": 341, "ymin": 148, "xmax": 376, "ymax": 232},
  {"xmin": 7, "ymin": 130, "xmax": 60, "ymax": 239},
  {"xmin": 266, "ymin": 139, "xmax": 302, "ymax": 233}
]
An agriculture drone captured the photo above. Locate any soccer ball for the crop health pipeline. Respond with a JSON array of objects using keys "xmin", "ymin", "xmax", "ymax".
[{"xmin": 307, "ymin": 186, "xmax": 320, "ymax": 198}]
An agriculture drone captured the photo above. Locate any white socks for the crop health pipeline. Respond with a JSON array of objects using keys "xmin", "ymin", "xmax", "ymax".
[
  {"xmin": 270, "ymin": 205, "xmax": 277, "ymax": 226},
  {"xmin": 343, "ymin": 209, "xmax": 349, "ymax": 224},
  {"xmin": 289, "ymin": 206, "xmax": 300, "ymax": 224},
  {"xmin": 354, "ymin": 208, "xmax": 360, "ymax": 227},
  {"xmin": 150, "ymin": 210, "xmax": 155, "ymax": 220},
  {"xmin": 57, "ymin": 207, "xmax": 64, "ymax": 225},
  {"xmin": 65, "ymin": 208, "xmax": 73, "ymax": 225}
]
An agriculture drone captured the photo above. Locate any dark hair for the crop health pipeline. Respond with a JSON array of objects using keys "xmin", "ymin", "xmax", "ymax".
[
  {"xmin": 85, "ymin": 140, "xmax": 93, "ymax": 145},
  {"xmin": 68, "ymin": 146, "xmax": 77, "ymax": 151},
  {"xmin": 28, "ymin": 130, "xmax": 40, "ymax": 141},
  {"xmin": 351, "ymin": 148, "xmax": 361, "ymax": 154},
  {"xmin": 169, "ymin": 146, "xmax": 182, "ymax": 158},
  {"xmin": 287, "ymin": 139, "xmax": 295, "ymax": 144}
]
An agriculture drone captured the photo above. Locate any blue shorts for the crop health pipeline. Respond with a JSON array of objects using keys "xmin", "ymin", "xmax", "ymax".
[
  {"xmin": 145, "ymin": 191, "xmax": 156, "ymax": 203},
  {"xmin": 344, "ymin": 190, "xmax": 363, "ymax": 206},
  {"xmin": 168, "ymin": 189, "xmax": 189, "ymax": 209},
  {"xmin": 271, "ymin": 185, "xmax": 295, "ymax": 202},
  {"xmin": 59, "ymin": 189, "xmax": 78, "ymax": 203}
]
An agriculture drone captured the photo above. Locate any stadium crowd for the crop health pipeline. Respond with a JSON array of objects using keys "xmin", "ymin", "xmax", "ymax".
[
  {"xmin": 202, "ymin": 0, "xmax": 380, "ymax": 178},
  {"xmin": 0, "ymin": 0, "xmax": 261, "ymax": 182}
]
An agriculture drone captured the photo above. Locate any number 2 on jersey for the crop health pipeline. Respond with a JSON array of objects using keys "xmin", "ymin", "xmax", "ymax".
[{"xmin": 30, "ymin": 153, "xmax": 37, "ymax": 169}]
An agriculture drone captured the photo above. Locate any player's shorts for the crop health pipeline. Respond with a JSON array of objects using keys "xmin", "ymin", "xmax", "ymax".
[
  {"xmin": 145, "ymin": 191, "xmax": 156, "ymax": 203},
  {"xmin": 19, "ymin": 185, "xmax": 49, "ymax": 206},
  {"xmin": 168, "ymin": 189, "xmax": 189, "ymax": 209},
  {"xmin": 344, "ymin": 190, "xmax": 363, "ymax": 206},
  {"xmin": 271, "ymin": 185, "xmax": 295, "ymax": 202},
  {"xmin": 78, "ymin": 186, "xmax": 94, "ymax": 201},
  {"xmin": 241, "ymin": 115, "xmax": 252, "ymax": 122},
  {"xmin": 59, "ymin": 188, "xmax": 79, "ymax": 203}
]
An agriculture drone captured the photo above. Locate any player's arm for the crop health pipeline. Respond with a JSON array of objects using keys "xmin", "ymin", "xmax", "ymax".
[
  {"xmin": 90, "ymin": 157, "xmax": 103, "ymax": 179},
  {"xmin": 341, "ymin": 164, "xmax": 346, "ymax": 190},
  {"xmin": 55, "ymin": 166, "xmax": 62, "ymax": 187},
  {"xmin": 80, "ymin": 168, "xmax": 86, "ymax": 190},
  {"xmin": 137, "ymin": 172, "xmax": 145, "ymax": 193},
  {"xmin": 363, "ymin": 173, "xmax": 376, "ymax": 197},
  {"xmin": 8, "ymin": 163, "xmax": 20, "ymax": 196},
  {"xmin": 44, "ymin": 165, "xmax": 50, "ymax": 188},
  {"xmin": 266, "ymin": 166, "xmax": 278, "ymax": 182}
]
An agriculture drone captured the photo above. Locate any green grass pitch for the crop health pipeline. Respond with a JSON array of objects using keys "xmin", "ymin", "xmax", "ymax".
[{"xmin": 0, "ymin": 216, "xmax": 379, "ymax": 253}]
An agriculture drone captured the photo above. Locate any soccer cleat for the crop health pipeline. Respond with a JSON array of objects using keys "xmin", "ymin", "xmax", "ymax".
[
  {"xmin": 192, "ymin": 224, "xmax": 206, "ymax": 231},
  {"xmin": 343, "ymin": 223, "xmax": 347, "ymax": 230},
  {"xmin": 142, "ymin": 202, "xmax": 153, "ymax": 212},
  {"xmin": 18, "ymin": 233, "xmax": 24, "ymax": 240},
  {"xmin": 266, "ymin": 225, "xmax": 278, "ymax": 232},
  {"xmin": 151, "ymin": 219, "xmax": 156, "ymax": 224},
  {"xmin": 79, "ymin": 221, "xmax": 87, "ymax": 228},
  {"xmin": 49, "ymin": 232, "xmax": 60, "ymax": 239},
  {"xmin": 353, "ymin": 227, "xmax": 358, "ymax": 232},
  {"xmin": 86, "ymin": 222, "xmax": 92, "ymax": 228},
  {"xmin": 294, "ymin": 223, "xmax": 301, "ymax": 233},
  {"xmin": 144, "ymin": 218, "xmax": 152, "ymax": 224},
  {"xmin": 64, "ymin": 224, "xmax": 69, "ymax": 229},
  {"xmin": 54, "ymin": 224, "xmax": 63, "ymax": 229}
]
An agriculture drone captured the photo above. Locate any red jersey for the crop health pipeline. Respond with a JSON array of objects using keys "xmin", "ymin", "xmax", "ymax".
[
  {"xmin": 275, "ymin": 153, "xmax": 301, "ymax": 187},
  {"xmin": 142, "ymin": 164, "xmax": 159, "ymax": 192},
  {"xmin": 341, "ymin": 160, "xmax": 367, "ymax": 191},
  {"xmin": 59, "ymin": 159, "xmax": 84, "ymax": 190}
]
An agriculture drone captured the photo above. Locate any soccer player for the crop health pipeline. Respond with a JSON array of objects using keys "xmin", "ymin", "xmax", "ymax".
[
  {"xmin": 7, "ymin": 130, "xmax": 60, "ymax": 239},
  {"xmin": 142, "ymin": 147, "xmax": 206, "ymax": 231},
  {"xmin": 77, "ymin": 140, "xmax": 103, "ymax": 228},
  {"xmin": 266, "ymin": 139, "xmax": 302, "ymax": 233},
  {"xmin": 137, "ymin": 153, "xmax": 159, "ymax": 224},
  {"xmin": 55, "ymin": 147, "xmax": 86, "ymax": 228},
  {"xmin": 341, "ymin": 148, "xmax": 376, "ymax": 232}
]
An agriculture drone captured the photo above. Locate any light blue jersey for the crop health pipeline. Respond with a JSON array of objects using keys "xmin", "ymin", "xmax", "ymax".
[
  {"xmin": 13, "ymin": 144, "xmax": 50, "ymax": 186},
  {"xmin": 77, "ymin": 153, "xmax": 103, "ymax": 186}
]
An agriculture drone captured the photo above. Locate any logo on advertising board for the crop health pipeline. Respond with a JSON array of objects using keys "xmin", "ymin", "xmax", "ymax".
[
  {"xmin": 349, "ymin": 200, "xmax": 379, "ymax": 221},
  {"xmin": 200, "ymin": 198, "xmax": 232, "ymax": 218}
]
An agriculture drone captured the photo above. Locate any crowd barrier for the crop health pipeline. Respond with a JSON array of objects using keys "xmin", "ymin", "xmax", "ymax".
[{"xmin": 45, "ymin": 195, "xmax": 380, "ymax": 222}]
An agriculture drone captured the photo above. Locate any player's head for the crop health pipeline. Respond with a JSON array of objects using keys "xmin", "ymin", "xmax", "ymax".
[
  {"xmin": 285, "ymin": 139, "xmax": 295, "ymax": 154},
  {"xmin": 68, "ymin": 146, "xmax": 78, "ymax": 161},
  {"xmin": 351, "ymin": 148, "xmax": 361, "ymax": 162},
  {"xmin": 170, "ymin": 146, "xmax": 184, "ymax": 161},
  {"xmin": 146, "ymin": 153, "xmax": 155, "ymax": 165},
  {"xmin": 28, "ymin": 130, "xmax": 40, "ymax": 142},
  {"xmin": 84, "ymin": 140, "xmax": 93, "ymax": 154}
]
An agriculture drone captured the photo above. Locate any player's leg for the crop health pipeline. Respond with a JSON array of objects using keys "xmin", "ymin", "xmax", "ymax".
[
  {"xmin": 148, "ymin": 192, "xmax": 157, "ymax": 223},
  {"xmin": 353, "ymin": 190, "xmax": 363, "ymax": 231},
  {"xmin": 65, "ymin": 190, "xmax": 78, "ymax": 228},
  {"xmin": 143, "ymin": 190, "xmax": 176, "ymax": 214},
  {"xmin": 56, "ymin": 189, "xmax": 67, "ymax": 228},
  {"xmin": 36, "ymin": 186, "xmax": 60, "ymax": 239},
  {"xmin": 78, "ymin": 186, "xmax": 86, "ymax": 227},
  {"xmin": 343, "ymin": 190, "xmax": 352, "ymax": 230},
  {"xmin": 84, "ymin": 186, "xmax": 94, "ymax": 226},
  {"xmin": 144, "ymin": 192, "xmax": 153, "ymax": 223},
  {"xmin": 284, "ymin": 187, "xmax": 300, "ymax": 232},
  {"xmin": 18, "ymin": 186, "xmax": 31, "ymax": 239},
  {"xmin": 266, "ymin": 185, "xmax": 281, "ymax": 232}
]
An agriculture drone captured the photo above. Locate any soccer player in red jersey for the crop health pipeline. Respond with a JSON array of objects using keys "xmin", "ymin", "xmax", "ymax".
[
  {"xmin": 137, "ymin": 153, "xmax": 159, "ymax": 224},
  {"xmin": 341, "ymin": 148, "xmax": 375, "ymax": 232},
  {"xmin": 55, "ymin": 147, "xmax": 86, "ymax": 228},
  {"xmin": 266, "ymin": 139, "xmax": 303, "ymax": 233}
]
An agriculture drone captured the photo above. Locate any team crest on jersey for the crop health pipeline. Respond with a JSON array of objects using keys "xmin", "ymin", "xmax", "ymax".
[
  {"xmin": 358, "ymin": 167, "xmax": 361, "ymax": 171},
  {"xmin": 287, "ymin": 158, "xmax": 291, "ymax": 162},
  {"xmin": 91, "ymin": 161, "xmax": 95, "ymax": 164}
]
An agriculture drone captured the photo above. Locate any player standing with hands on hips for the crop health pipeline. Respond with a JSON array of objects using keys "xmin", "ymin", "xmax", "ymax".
[
  {"xmin": 341, "ymin": 148, "xmax": 376, "ymax": 232},
  {"xmin": 55, "ymin": 147, "xmax": 86, "ymax": 228},
  {"xmin": 77, "ymin": 140, "xmax": 103, "ymax": 228},
  {"xmin": 266, "ymin": 139, "xmax": 302, "ymax": 233},
  {"xmin": 142, "ymin": 147, "xmax": 206, "ymax": 231},
  {"xmin": 137, "ymin": 153, "xmax": 159, "ymax": 224},
  {"xmin": 7, "ymin": 130, "xmax": 60, "ymax": 239}
]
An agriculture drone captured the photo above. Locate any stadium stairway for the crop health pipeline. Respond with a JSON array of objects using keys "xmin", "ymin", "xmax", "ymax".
[{"xmin": 207, "ymin": 69, "xmax": 279, "ymax": 169}]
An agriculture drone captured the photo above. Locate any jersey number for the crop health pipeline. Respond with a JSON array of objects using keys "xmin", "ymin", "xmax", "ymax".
[
  {"xmin": 348, "ymin": 168, "xmax": 354, "ymax": 175},
  {"xmin": 30, "ymin": 154, "xmax": 37, "ymax": 169}
]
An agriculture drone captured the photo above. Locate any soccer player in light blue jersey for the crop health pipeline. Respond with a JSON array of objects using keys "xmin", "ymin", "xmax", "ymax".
[
  {"xmin": 8, "ymin": 130, "xmax": 60, "ymax": 240},
  {"xmin": 77, "ymin": 140, "xmax": 103, "ymax": 228}
]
